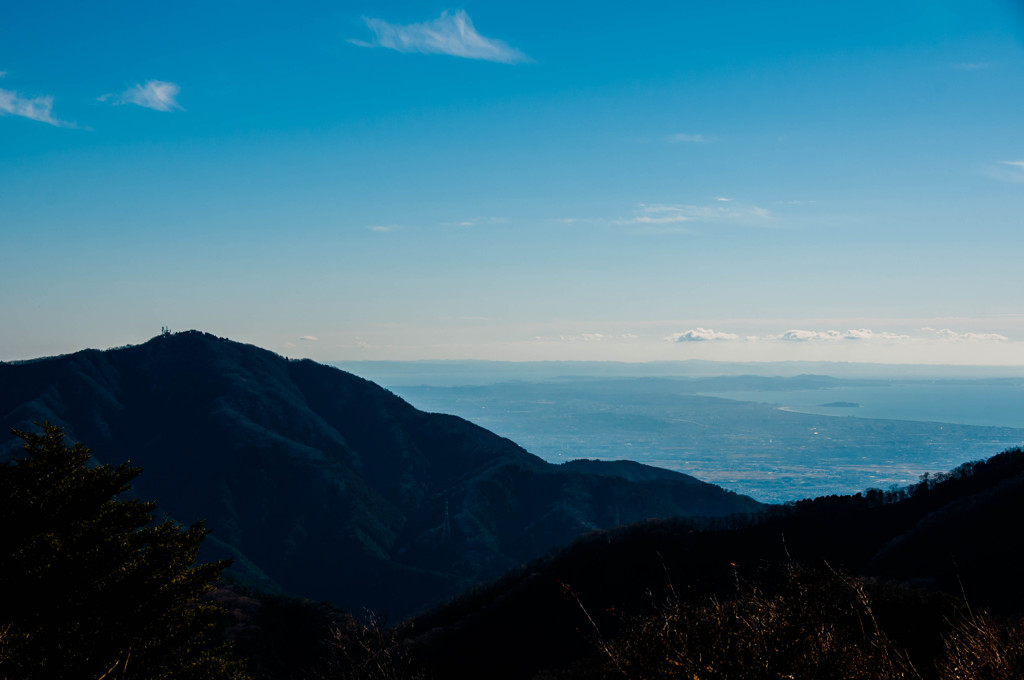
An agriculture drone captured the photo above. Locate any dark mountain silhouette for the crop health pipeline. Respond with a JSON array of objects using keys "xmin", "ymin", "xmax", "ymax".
[
  {"xmin": 393, "ymin": 447, "xmax": 1024, "ymax": 679},
  {"xmin": 0, "ymin": 331, "xmax": 762, "ymax": 616}
]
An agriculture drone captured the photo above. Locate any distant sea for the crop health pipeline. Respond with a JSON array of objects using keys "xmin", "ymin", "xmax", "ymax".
[
  {"xmin": 336, "ymin": 361, "xmax": 1024, "ymax": 502},
  {"xmin": 700, "ymin": 380, "xmax": 1024, "ymax": 430}
]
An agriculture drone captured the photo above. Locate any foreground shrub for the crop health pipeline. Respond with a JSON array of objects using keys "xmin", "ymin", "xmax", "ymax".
[
  {"xmin": 587, "ymin": 562, "xmax": 920, "ymax": 680},
  {"xmin": 325, "ymin": 612, "xmax": 430, "ymax": 680},
  {"xmin": 937, "ymin": 609, "xmax": 1024, "ymax": 680}
]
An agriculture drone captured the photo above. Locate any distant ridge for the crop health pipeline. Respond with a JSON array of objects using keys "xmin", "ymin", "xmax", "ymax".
[
  {"xmin": 0, "ymin": 331, "xmax": 763, "ymax": 616},
  {"xmin": 333, "ymin": 358, "xmax": 1024, "ymax": 386}
]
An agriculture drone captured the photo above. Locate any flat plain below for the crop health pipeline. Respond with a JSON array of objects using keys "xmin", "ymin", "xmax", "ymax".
[{"xmin": 334, "ymin": 365, "xmax": 1024, "ymax": 503}]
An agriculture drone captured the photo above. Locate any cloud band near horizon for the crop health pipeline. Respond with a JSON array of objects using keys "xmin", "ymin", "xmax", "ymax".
[{"xmin": 669, "ymin": 328, "xmax": 1008, "ymax": 343}]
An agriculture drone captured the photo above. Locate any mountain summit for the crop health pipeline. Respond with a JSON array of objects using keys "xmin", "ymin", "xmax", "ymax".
[{"xmin": 0, "ymin": 331, "xmax": 762, "ymax": 615}]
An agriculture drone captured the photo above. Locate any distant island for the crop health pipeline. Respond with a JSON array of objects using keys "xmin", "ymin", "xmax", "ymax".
[{"xmin": 820, "ymin": 401, "xmax": 860, "ymax": 408}]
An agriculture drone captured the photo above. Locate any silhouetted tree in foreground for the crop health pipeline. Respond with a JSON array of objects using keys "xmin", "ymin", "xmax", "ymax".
[{"xmin": 0, "ymin": 423, "xmax": 248, "ymax": 679}]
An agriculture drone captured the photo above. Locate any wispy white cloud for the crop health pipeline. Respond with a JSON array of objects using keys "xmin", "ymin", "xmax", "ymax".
[
  {"xmin": 770, "ymin": 329, "xmax": 911, "ymax": 342},
  {"xmin": 984, "ymin": 161, "xmax": 1024, "ymax": 184},
  {"xmin": 537, "ymin": 332, "xmax": 639, "ymax": 343},
  {"xmin": 100, "ymin": 80, "xmax": 182, "ymax": 111},
  {"xmin": 440, "ymin": 216, "xmax": 508, "ymax": 227},
  {"xmin": 836, "ymin": 329, "xmax": 909, "ymax": 341},
  {"xmin": 669, "ymin": 328, "xmax": 740, "ymax": 342},
  {"xmin": 625, "ymin": 201, "xmax": 776, "ymax": 228},
  {"xmin": 0, "ymin": 86, "xmax": 71, "ymax": 127},
  {"xmin": 668, "ymin": 133, "xmax": 713, "ymax": 143},
  {"xmin": 632, "ymin": 204, "xmax": 692, "ymax": 225},
  {"xmin": 923, "ymin": 327, "xmax": 1009, "ymax": 342},
  {"xmin": 369, "ymin": 225, "xmax": 402, "ymax": 232},
  {"xmin": 775, "ymin": 329, "xmax": 835, "ymax": 342},
  {"xmin": 299, "ymin": 335, "xmax": 319, "ymax": 342},
  {"xmin": 557, "ymin": 333, "xmax": 608, "ymax": 342},
  {"xmin": 352, "ymin": 10, "xmax": 528, "ymax": 64}
]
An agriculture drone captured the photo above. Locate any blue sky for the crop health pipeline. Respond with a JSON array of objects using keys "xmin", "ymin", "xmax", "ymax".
[{"xmin": 2, "ymin": 1, "xmax": 1023, "ymax": 364}]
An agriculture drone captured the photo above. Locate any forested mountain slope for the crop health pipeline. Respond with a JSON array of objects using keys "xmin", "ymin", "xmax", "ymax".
[
  {"xmin": 398, "ymin": 447, "xmax": 1024, "ymax": 678},
  {"xmin": 0, "ymin": 331, "xmax": 762, "ymax": 616}
]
